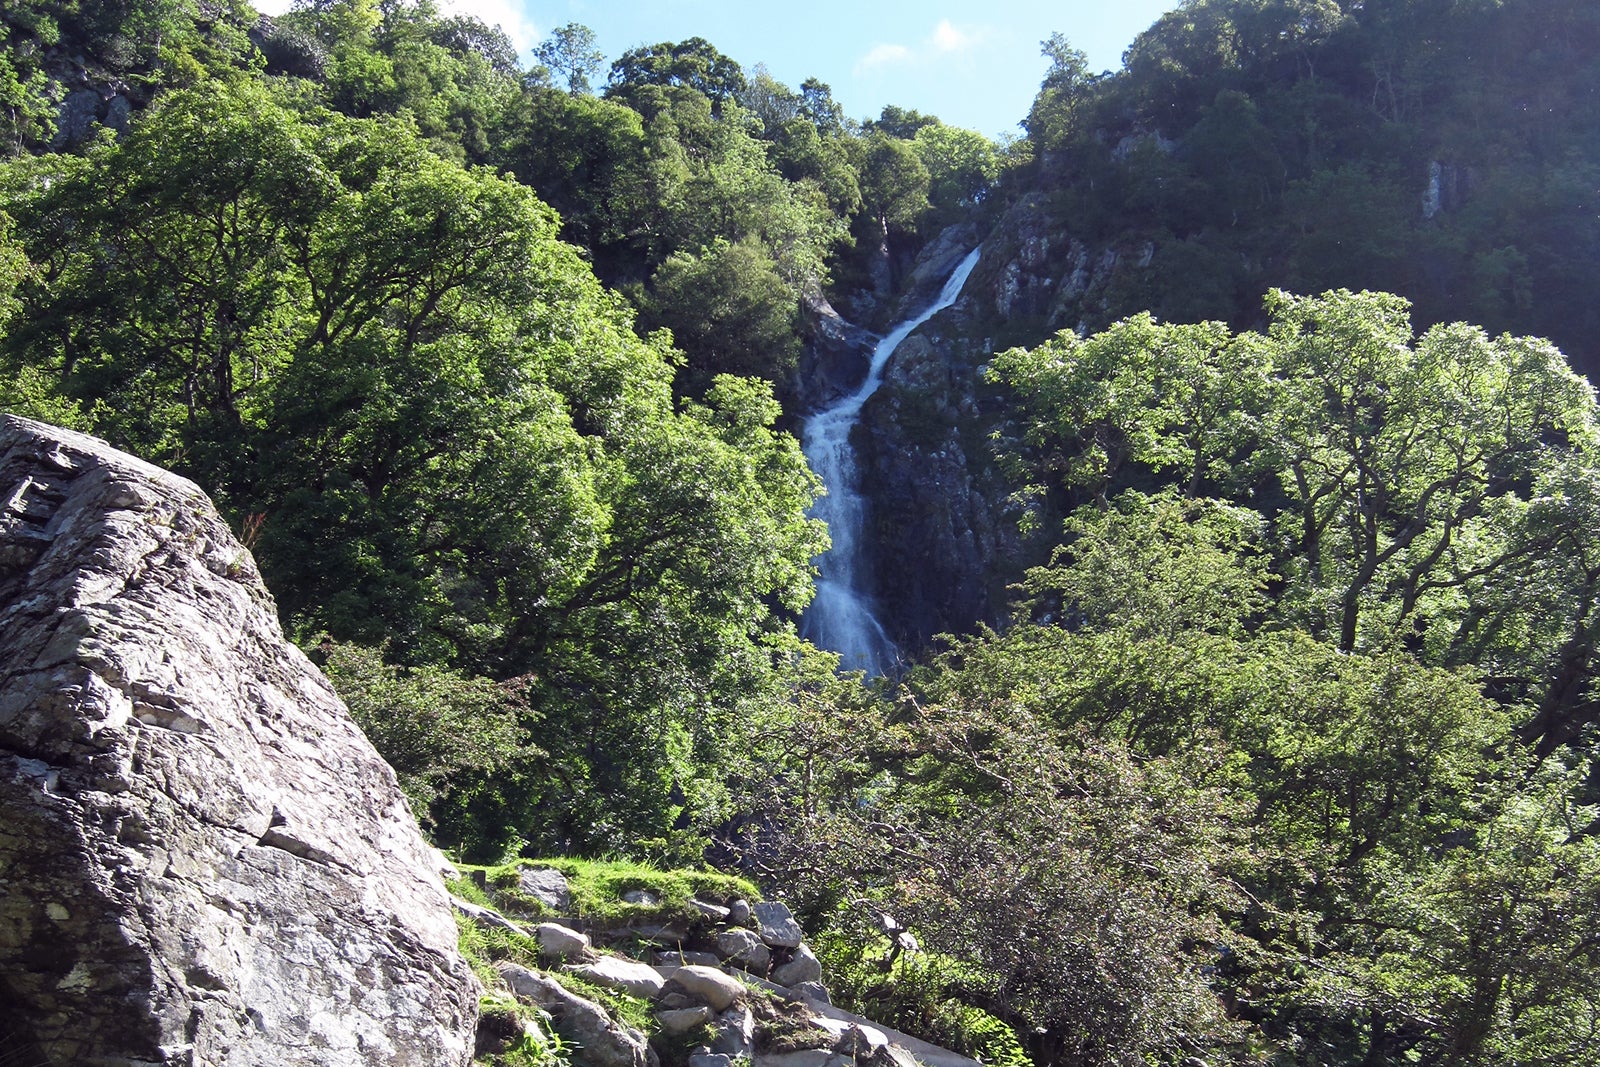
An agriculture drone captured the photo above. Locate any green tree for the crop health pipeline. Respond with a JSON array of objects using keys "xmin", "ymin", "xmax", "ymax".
[
  {"xmin": 641, "ymin": 237, "xmax": 802, "ymax": 391},
  {"xmin": 1025, "ymin": 32, "xmax": 1093, "ymax": 153},
  {"xmin": 1260, "ymin": 289, "xmax": 1596, "ymax": 654},
  {"xmin": 318, "ymin": 639, "xmax": 529, "ymax": 823},
  {"xmin": 910, "ymin": 123, "xmax": 1000, "ymax": 217},
  {"xmin": 797, "ymin": 77, "xmax": 845, "ymax": 136},
  {"xmin": 495, "ymin": 85, "xmax": 654, "ymax": 260},
  {"xmin": 869, "ymin": 103, "xmax": 939, "ymax": 140},
  {"xmin": 0, "ymin": 80, "xmax": 828, "ymax": 858},
  {"xmin": 606, "ymin": 36, "xmax": 745, "ymax": 110},
  {"xmin": 534, "ymin": 22, "xmax": 603, "ymax": 96},
  {"xmin": 856, "ymin": 131, "xmax": 930, "ymax": 239},
  {"xmin": 989, "ymin": 313, "xmax": 1269, "ymax": 504}
]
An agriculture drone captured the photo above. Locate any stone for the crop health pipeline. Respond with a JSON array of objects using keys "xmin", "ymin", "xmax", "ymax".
[
  {"xmin": 0, "ymin": 416, "xmax": 478, "ymax": 1065},
  {"xmin": 782, "ymin": 991, "xmax": 983, "ymax": 1067},
  {"xmin": 752, "ymin": 901, "xmax": 805, "ymax": 948},
  {"xmin": 716, "ymin": 927, "xmax": 772, "ymax": 972},
  {"xmin": 666, "ymin": 965, "xmax": 747, "ymax": 1012},
  {"xmin": 565, "ymin": 955, "xmax": 666, "ymax": 999},
  {"xmin": 791, "ymin": 981, "xmax": 831, "ymax": 1005},
  {"xmin": 689, "ymin": 1053, "xmax": 736, "ymax": 1067},
  {"xmin": 772, "ymin": 944, "xmax": 823, "ymax": 987},
  {"xmin": 711, "ymin": 1004, "xmax": 755, "ymax": 1057},
  {"xmin": 621, "ymin": 888, "xmax": 661, "ymax": 906},
  {"xmin": 689, "ymin": 897, "xmax": 732, "ymax": 922},
  {"xmin": 537, "ymin": 922, "xmax": 591, "ymax": 960},
  {"xmin": 519, "ymin": 866, "xmax": 572, "ymax": 911},
  {"xmin": 836, "ymin": 1024, "xmax": 891, "ymax": 1056},
  {"xmin": 657, "ymin": 1006, "xmax": 714, "ymax": 1035},
  {"xmin": 498, "ymin": 962, "xmax": 657, "ymax": 1067},
  {"xmin": 455, "ymin": 897, "xmax": 527, "ymax": 936},
  {"xmin": 756, "ymin": 1050, "xmax": 841, "ymax": 1067},
  {"xmin": 728, "ymin": 898, "xmax": 752, "ymax": 925}
]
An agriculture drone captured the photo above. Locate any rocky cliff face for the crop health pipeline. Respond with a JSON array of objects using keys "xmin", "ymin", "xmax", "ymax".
[
  {"xmin": 820, "ymin": 202, "xmax": 1151, "ymax": 652},
  {"xmin": 851, "ymin": 288, "xmax": 1024, "ymax": 652},
  {"xmin": 0, "ymin": 416, "xmax": 477, "ymax": 1066},
  {"xmin": 794, "ymin": 220, "xmax": 1062, "ymax": 654}
]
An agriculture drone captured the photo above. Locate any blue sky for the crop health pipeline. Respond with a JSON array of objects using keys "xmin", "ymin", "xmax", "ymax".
[{"xmin": 256, "ymin": 1, "xmax": 1181, "ymax": 138}]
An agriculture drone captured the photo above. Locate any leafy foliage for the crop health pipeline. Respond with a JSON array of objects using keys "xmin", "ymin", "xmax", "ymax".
[
  {"xmin": 1015, "ymin": 0, "xmax": 1600, "ymax": 376},
  {"xmin": 0, "ymin": 79, "xmax": 825, "ymax": 860}
]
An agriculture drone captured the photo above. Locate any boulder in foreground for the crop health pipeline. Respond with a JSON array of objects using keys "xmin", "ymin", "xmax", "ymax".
[{"xmin": 0, "ymin": 415, "xmax": 478, "ymax": 1066}]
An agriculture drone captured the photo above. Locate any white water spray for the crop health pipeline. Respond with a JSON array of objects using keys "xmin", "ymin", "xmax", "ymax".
[{"xmin": 800, "ymin": 248, "xmax": 982, "ymax": 674}]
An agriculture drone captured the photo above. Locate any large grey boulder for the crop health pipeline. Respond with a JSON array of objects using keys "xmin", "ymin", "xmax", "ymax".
[
  {"xmin": 537, "ymin": 921, "xmax": 592, "ymax": 960},
  {"xmin": 0, "ymin": 417, "xmax": 478, "ymax": 1066}
]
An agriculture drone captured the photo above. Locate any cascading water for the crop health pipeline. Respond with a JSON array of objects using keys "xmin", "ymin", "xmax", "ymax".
[{"xmin": 800, "ymin": 247, "xmax": 982, "ymax": 674}]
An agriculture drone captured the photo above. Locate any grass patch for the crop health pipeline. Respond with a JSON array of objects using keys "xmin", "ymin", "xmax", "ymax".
[
  {"xmin": 754, "ymin": 995, "xmax": 835, "ymax": 1053},
  {"xmin": 458, "ymin": 857, "xmax": 759, "ymax": 928}
]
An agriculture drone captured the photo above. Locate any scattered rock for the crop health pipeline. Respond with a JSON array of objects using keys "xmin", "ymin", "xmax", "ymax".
[
  {"xmin": 0, "ymin": 416, "xmax": 477, "ymax": 1066},
  {"xmin": 690, "ymin": 898, "xmax": 732, "ymax": 922},
  {"xmin": 622, "ymin": 888, "xmax": 661, "ymax": 906},
  {"xmin": 690, "ymin": 1052, "xmax": 736, "ymax": 1067},
  {"xmin": 728, "ymin": 898, "xmax": 753, "ymax": 925},
  {"xmin": 791, "ymin": 981, "xmax": 831, "ymax": 1005},
  {"xmin": 658, "ymin": 990, "xmax": 697, "ymax": 1011},
  {"xmin": 566, "ymin": 955, "xmax": 667, "ymax": 999},
  {"xmin": 757, "ymin": 1049, "xmax": 839, "ymax": 1067},
  {"xmin": 838, "ymin": 1023, "xmax": 892, "ymax": 1056},
  {"xmin": 658, "ymin": 1006, "xmax": 715, "ymax": 1035},
  {"xmin": 667, "ymin": 965, "xmax": 748, "ymax": 1012},
  {"xmin": 455, "ymin": 897, "xmax": 527, "ymax": 936},
  {"xmin": 498, "ymin": 962, "xmax": 658, "ymax": 1067},
  {"xmin": 519, "ymin": 866, "xmax": 573, "ymax": 911},
  {"xmin": 717, "ymin": 927, "xmax": 773, "ymax": 972},
  {"xmin": 752, "ymin": 902, "xmax": 805, "ymax": 948},
  {"xmin": 772, "ymin": 944, "xmax": 823, "ymax": 987},
  {"xmin": 537, "ymin": 922, "xmax": 592, "ymax": 960},
  {"xmin": 712, "ymin": 1004, "xmax": 756, "ymax": 1057}
]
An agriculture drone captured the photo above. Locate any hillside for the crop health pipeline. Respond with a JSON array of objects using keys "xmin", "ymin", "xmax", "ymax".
[{"xmin": 4, "ymin": 2, "xmax": 1600, "ymax": 1065}]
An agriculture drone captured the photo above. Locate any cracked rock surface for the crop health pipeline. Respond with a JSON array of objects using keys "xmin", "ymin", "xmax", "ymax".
[{"xmin": 0, "ymin": 416, "xmax": 477, "ymax": 1066}]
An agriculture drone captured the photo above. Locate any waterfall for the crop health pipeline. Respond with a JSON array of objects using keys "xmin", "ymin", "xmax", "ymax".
[{"xmin": 800, "ymin": 247, "xmax": 982, "ymax": 674}]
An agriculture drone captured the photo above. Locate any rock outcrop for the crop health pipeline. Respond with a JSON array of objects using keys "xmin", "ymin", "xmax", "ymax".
[{"xmin": 0, "ymin": 416, "xmax": 478, "ymax": 1066}]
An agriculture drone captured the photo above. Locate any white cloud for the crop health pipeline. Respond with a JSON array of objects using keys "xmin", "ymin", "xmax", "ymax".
[
  {"xmin": 930, "ymin": 19, "xmax": 981, "ymax": 54},
  {"xmin": 855, "ymin": 43, "xmax": 914, "ymax": 74},
  {"xmin": 854, "ymin": 20, "xmax": 990, "ymax": 76}
]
